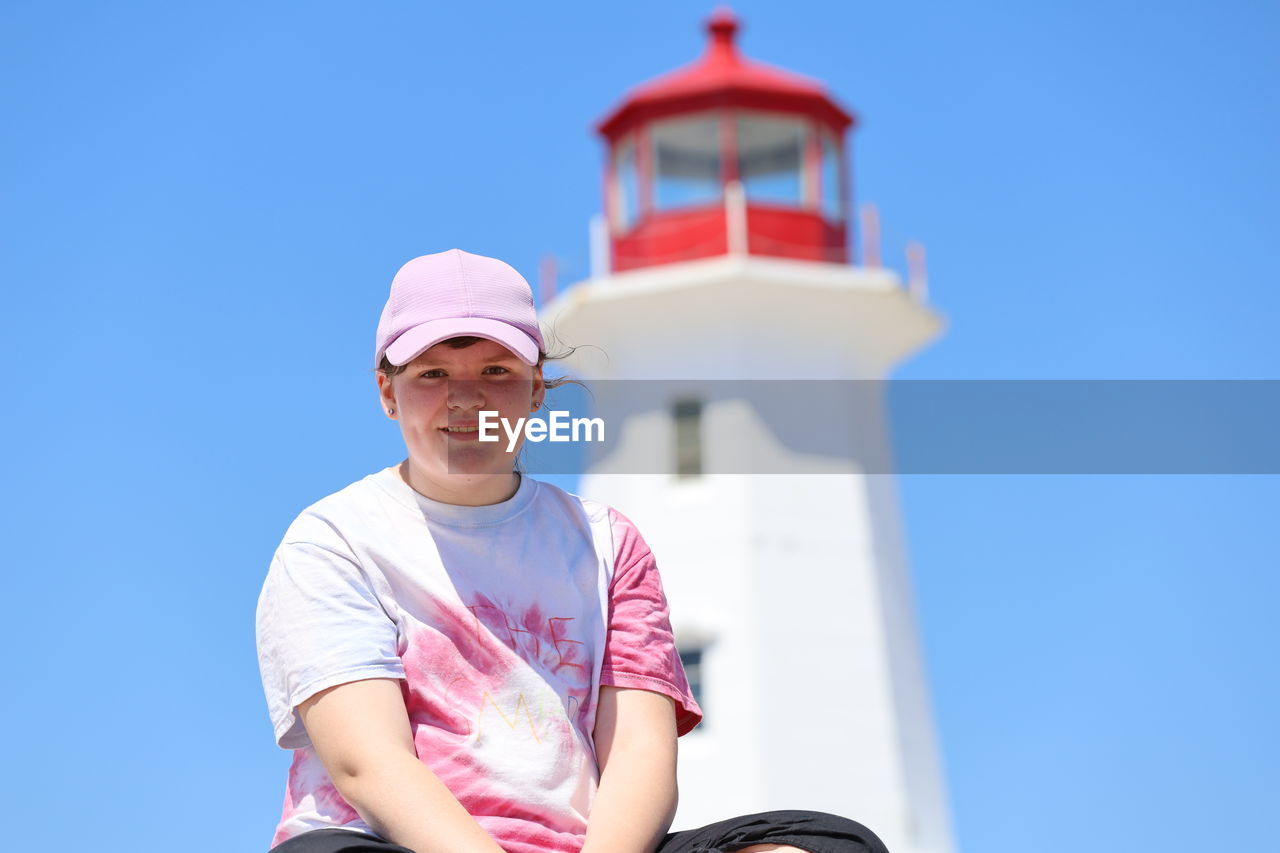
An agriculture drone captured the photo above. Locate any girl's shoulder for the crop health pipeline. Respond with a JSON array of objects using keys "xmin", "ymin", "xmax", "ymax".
[
  {"xmin": 525, "ymin": 476, "xmax": 613, "ymax": 526},
  {"xmin": 275, "ymin": 469, "xmax": 392, "ymax": 549},
  {"xmin": 524, "ymin": 478, "xmax": 650, "ymax": 554}
]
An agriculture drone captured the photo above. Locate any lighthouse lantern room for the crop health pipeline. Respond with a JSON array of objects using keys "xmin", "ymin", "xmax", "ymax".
[{"xmin": 596, "ymin": 8, "xmax": 855, "ymax": 271}]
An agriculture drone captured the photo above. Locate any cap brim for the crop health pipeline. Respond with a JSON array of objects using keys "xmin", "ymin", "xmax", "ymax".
[{"xmin": 384, "ymin": 318, "xmax": 540, "ymax": 366}]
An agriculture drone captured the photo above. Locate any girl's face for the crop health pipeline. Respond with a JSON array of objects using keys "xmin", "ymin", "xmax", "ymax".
[{"xmin": 377, "ymin": 337, "xmax": 545, "ymax": 505}]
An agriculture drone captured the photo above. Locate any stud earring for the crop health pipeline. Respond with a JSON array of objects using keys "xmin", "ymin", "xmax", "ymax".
[{"xmin": 387, "ymin": 408, "xmax": 394, "ymax": 415}]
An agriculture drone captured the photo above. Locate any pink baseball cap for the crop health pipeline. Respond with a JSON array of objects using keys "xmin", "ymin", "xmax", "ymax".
[{"xmin": 374, "ymin": 249, "xmax": 545, "ymax": 368}]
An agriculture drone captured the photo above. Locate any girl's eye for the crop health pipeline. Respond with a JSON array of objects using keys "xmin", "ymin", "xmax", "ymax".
[{"xmin": 419, "ymin": 367, "xmax": 511, "ymax": 378}]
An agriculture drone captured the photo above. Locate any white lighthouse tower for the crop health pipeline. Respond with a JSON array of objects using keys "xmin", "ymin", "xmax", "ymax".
[{"xmin": 541, "ymin": 10, "xmax": 956, "ymax": 853}]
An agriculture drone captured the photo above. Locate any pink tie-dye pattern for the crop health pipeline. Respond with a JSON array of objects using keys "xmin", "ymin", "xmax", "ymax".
[
  {"xmin": 467, "ymin": 592, "xmax": 593, "ymax": 723},
  {"xmin": 271, "ymin": 591, "xmax": 597, "ymax": 850},
  {"xmin": 272, "ymin": 748, "xmax": 361, "ymax": 848},
  {"xmin": 396, "ymin": 594, "xmax": 597, "ymax": 848},
  {"xmin": 398, "ymin": 593, "xmax": 592, "ymax": 744}
]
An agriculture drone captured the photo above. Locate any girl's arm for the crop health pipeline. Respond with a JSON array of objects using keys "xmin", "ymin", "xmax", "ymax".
[
  {"xmin": 298, "ymin": 678, "xmax": 506, "ymax": 853},
  {"xmin": 582, "ymin": 685, "xmax": 680, "ymax": 853}
]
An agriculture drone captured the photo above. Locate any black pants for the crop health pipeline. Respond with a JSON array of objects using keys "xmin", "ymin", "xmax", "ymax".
[{"xmin": 267, "ymin": 810, "xmax": 889, "ymax": 853}]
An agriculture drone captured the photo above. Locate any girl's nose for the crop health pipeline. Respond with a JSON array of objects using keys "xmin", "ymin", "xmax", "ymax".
[{"xmin": 446, "ymin": 379, "xmax": 485, "ymax": 409}]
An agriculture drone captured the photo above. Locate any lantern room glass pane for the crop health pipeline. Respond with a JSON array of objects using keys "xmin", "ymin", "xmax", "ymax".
[
  {"xmin": 614, "ymin": 138, "xmax": 640, "ymax": 230},
  {"xmin": 651, "ymin": 115, "xmax": 722, "ymax": 210},
  {"xmin": 820, "ymin": 130, "xmax": 842, "ymax": 220},
  {"xmin": 737, "ymin": 114, "xmax": 804, "ymax": 205}
]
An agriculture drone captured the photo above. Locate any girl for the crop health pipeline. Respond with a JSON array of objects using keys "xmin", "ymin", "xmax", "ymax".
[{"xmin": 255, "ymin": 249, "xmax": 889, "ymax": 853}]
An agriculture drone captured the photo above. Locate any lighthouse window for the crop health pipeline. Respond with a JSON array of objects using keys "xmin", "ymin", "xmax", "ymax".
[
  {"xmin": 679, "ymin": 646, "xmax": 705, "ymax": 713},
  {"xmin": 672, "ymin": 397, "xmax": 703, "ymax": 478},
  {"xmin": 614, "ymin": 138, "xmax": 640, "ymax": 230},
  {"xmin": 651, "ymin": 115, "xmax": 722, "ymax": 210},
  {"xmin": 736, "ymin": 114, "xmax": 804, "ymax": 205}
]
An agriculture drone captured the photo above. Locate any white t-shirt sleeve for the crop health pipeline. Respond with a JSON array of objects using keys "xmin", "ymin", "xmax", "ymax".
[{"xmin": 256, "ymin": 537, "xmax": 405, "ymax": 749}]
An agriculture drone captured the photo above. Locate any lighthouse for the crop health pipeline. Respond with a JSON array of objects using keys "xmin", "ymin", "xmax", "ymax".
[{"xmin": 541, "ymin": 9, "xmax": 956, "ymax": 853}]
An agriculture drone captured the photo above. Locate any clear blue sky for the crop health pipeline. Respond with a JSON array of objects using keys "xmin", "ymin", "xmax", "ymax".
[{"xmin": 2, "ymin": 2, "xmax": 1276, "ymax": 851}]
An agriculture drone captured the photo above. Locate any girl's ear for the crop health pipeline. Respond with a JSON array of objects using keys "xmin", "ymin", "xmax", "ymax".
[
  {"xmin": 532, "ymin": 366, "xmax": 546, "ymax": 411},
  {"xmin": 376, "ymin": 371, "xmax": 397, "ymax": 412}
]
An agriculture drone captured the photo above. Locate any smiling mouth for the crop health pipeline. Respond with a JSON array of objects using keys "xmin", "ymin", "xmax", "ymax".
[{"xmin": 443, "ymin": 426, "xmax": 480, "ymax": 433}]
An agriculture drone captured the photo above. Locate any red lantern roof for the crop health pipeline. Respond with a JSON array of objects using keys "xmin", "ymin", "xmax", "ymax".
[{"xmin": 595, "ymin": 7, "xmax": 856, "ymax": 139}]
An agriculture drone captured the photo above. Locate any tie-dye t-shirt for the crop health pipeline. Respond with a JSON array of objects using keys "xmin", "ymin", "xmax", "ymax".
[{"xmin": 255, "ymin": 465, "xmax": 702, "ymax": 853}]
